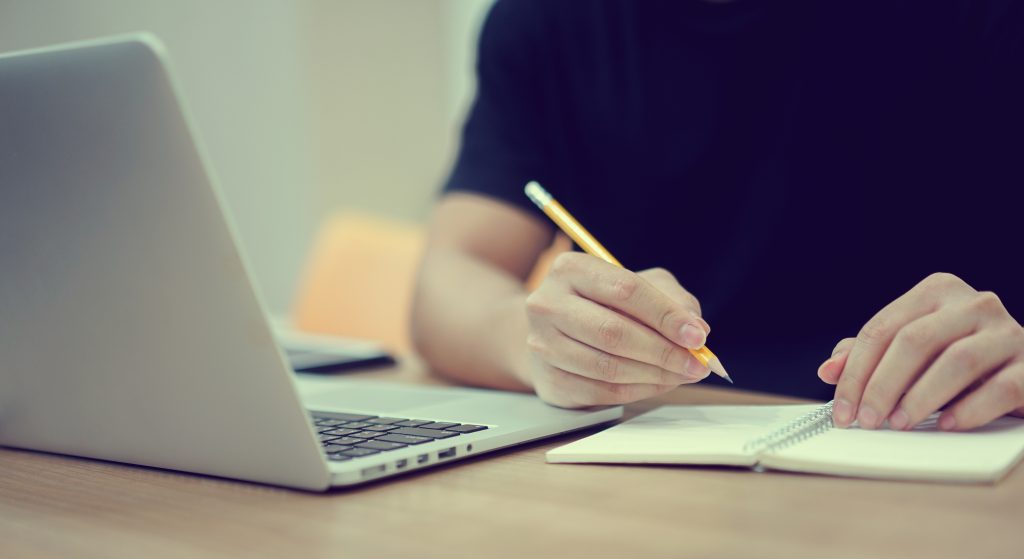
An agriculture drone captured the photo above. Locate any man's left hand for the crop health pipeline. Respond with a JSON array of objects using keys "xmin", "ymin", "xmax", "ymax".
[{"xmin": 818, "ymin": 273, "xmax": 1024, "ymax": 431}]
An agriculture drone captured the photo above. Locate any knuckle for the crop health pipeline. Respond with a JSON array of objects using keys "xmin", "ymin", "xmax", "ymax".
[
  {"xmin": 924, "ymin": 272, "xmax": 961, "ymax": 290},
  {"xmin": 550, "ymin": 252, "xmax": 582, "ymax": 276},
  {"xmin": 970, "ymin": 291, "xmax": 1004, "ymax": 314},
  {"xmin": 610, "ymin": 275, "xmax": 640, "ymax": 302},
  {"xmin": 604, "ymin": 382, "xmax": 632, "ymax": 404},
  {"xmin": 895, "ymin": 323, "xmax": 931, "ymax": 352},
  {"xmin": 945, "ymin": 343, "xmax": 979, "ymax": 373},
  {"xmin": 595, "ymin": 351, "xmax": 621, "ymax": 382},
  {"xmin": 597, "ymin": 317, "xmax": 626, "ymax": 349},
  {"xmin": 858, "ymin": 316, "xmax": 892, "ymax": 345},
  {"xmin": 658, "ymin": 343, "xmax": 678, "ymax": 371}
]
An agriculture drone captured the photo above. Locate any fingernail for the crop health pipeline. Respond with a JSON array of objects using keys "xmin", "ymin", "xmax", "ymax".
[
  {"xmin": 679, "ymin": 323, "xmax": 706, "ymax": 348},
  {"xmin": 939, "ymin": 414, "xmax": 957, "ymax": 431},
  {"xmin": 857, "ymin": 405, "xmax": 879, "ymax": 429},
  {"xmin": 689, "ymin": 312, "xmax": 711, "ymax": 334},
  {"xmin": 889, "ymin": 408, "xmax": 910, "ymax": 431},
  {"xmin": 833, "ymin": 399, "xmax": 853, "ymax": 427}
]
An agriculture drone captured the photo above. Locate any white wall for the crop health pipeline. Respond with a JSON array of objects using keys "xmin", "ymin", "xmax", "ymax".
[{"xmin": 0, "ymin": 0, "xmax": 492, "ymax": 312}]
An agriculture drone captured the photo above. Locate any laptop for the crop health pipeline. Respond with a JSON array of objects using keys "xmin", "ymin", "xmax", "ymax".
[
  {"xmin": 0, "ymin": 34, "xmax": 622, "ymax": 490},
  {"xmin": 277, "ymin": 325, "xmax": 396, "ymax": 374}
]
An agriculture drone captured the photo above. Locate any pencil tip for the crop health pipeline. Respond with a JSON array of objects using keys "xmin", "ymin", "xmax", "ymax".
[{"xmin": 708, "ymin": 358, "xmax": 733, "ymax": 384}]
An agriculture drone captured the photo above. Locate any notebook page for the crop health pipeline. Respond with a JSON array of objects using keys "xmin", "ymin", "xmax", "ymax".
[
  {"xmin": 764, "ymin": 415, "xmax": 1024, "ymax": 483},
  {"xmin": 547, "ymin": 405, "xmax": 820, "ymax": 466}
]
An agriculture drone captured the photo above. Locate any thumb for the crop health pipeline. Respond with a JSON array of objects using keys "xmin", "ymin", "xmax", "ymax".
[{"xmin": 818, "ymin": 337, "xmax": 855, "ymax": 385}]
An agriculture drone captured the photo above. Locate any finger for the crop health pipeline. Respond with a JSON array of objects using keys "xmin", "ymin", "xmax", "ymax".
[
  {"xmin": 818, "ymin": 338, "xmax": 855, "ymax": 384},
  {"xmin": 548, "ymin": 296, "xmax": 708, "ymax": 377},
  {"xmin": 554, "ymin": 254, "xmax": 706, "ymax": 349},
  {"xmin": 527, "ymin": 328, "xmax": 696, "ymax": 385},
  {"xmin": 831, "ymin": 338, "xmax": 856, "ymax": 357},
  {"xmin": 832, "ymin": 274, "xmax": 972, "ymax": 428},
  {"xmin": 891, "ymin": 330, "xmax": 1021, "ymax": 430},
  {"xmin": 938, "ymin": 362, "xmax": 1024, "ymax": 431},
  {"xmin": 857, "ymin": 306, "xmax": 981, "ymax": 429},
  {"xmin": 541, "ymin": 366, "xmax": 679, "ymax": 407},
  {"xmin": 818, "ymin": 350, "xmax": 850, "ymax": 385},
  {"xmin": 638, "ymin": 268, "xmax": 708, "ymax": 332}
]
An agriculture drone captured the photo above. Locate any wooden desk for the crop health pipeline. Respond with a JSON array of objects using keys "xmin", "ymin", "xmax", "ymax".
[{"xmin": 1, "ymin": 359, "xmax": 1021, "ymax": 559}]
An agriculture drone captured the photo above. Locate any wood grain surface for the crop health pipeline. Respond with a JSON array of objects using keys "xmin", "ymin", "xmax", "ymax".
[{"xmin": 1, "ymin": 359, "xmax": 1021, "ymax": 559}]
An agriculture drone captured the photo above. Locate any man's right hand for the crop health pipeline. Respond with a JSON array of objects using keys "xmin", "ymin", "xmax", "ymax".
[{"xmin": 522, "ymin": 252, "xmax": 711, "ymax": 408}]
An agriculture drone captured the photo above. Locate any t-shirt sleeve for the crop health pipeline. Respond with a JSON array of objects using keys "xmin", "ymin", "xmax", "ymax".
[{"xmin": 441, "ymin": 0, "xmax": 550, "ymax": 215}]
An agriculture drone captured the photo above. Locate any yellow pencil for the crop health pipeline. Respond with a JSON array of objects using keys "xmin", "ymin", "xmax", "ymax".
[{"xmin": 525, "ymin": 181, "xmax": 732, "ymax": 384}]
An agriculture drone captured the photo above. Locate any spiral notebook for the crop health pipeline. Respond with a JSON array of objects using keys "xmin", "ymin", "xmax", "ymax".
[{"xmin": 546, "ymin": 402, "xmax": 1024, "ymax": 483}]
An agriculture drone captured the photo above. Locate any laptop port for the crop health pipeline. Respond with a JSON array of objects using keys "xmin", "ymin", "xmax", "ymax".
[
  {"xmin": 360, "ymin": 464, "xmax": 386, "ymax": 477},
  {"xmin": 417, "ymin": 454, "xmax": 429, "ymax": 464},
  {"xmin": 438, "ymin": 447, "xmax": 456, "ymax": 460},
  {"xmin": 395, "ymin": 459, "xmax": 408, "ymax": 469}
]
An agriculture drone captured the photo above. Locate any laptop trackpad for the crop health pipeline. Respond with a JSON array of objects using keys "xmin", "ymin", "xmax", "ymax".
[{"xmin": 302, "ymin": 385, "xmax": 463, "ymax": 414}]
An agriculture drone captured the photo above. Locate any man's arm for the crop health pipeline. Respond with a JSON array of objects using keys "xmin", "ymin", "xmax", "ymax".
[
  {"xmin": 411, "ymin": 193, "xmax": 552, "ymax": 391},
  {"xmin": 411, "ymin": 193, "xmax": 714, "ymax": 407}
]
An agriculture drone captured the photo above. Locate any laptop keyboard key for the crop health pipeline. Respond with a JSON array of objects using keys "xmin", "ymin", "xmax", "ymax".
[
  {"xmin": 322, "ymin": 428, "xmax": 359, "ymax": 436},
  {"xmin": 316, "ymin": 413, "xmax": 377, "ymax": 422},
  {"xmin": 447, "ymin": 424, "xmax": 488, "ymax": 433},
  {"xmin": 350, "ymin": 431, "xmax": 384, "ymax": 439},
  {"xmin": 327, "ymin": 437, "xmax": 363, "ymax": 446},
  {"xmin": 391, "ymin": 427, "xmax": 459, "ymax": 439},
  {"xmin": 322, "ymin": 443, "xmax": 354, "ymax": 453},
  {"xmin": 327, "ymin": 453, "xmax": 352, "ymax": 461},
  {"xmin": 340, "ymin": 447, "xmax": 380, "ymax": 457},
  {"xmin": 376, "ymin": 434, "xmax": 433, "ymax": 445},
  {"xmin": 420, "ymin": 422, "xmax": 460, "ymax": 430},
  {"xmin": 356, "ymin": 440, "xmax": 407, "ymax": 451},
  {"xmin": 363, "ymin": 424, "xmax": 399, "ymax": 432},
  {"xmin": 366, "ymin": 417, "xmax": 408, "ymax": 425},
  {"xmin": 338, "ymin": 421, "xmax": 373, "ymax": 430},
  {"xmin": 394, "ymin": 420, "xmax": 432, "ymax": 427}
]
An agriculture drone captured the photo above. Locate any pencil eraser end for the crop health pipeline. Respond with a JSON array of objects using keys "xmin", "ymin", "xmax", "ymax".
[{"xmin": 524, "ymin": 181, "xmax": 551, "ymax": 206}]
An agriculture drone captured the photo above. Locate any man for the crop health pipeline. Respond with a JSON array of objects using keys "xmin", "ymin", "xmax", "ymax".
[{"xmin": 411, "ymin": 1, "xmax": 1024, "ymax": 431}]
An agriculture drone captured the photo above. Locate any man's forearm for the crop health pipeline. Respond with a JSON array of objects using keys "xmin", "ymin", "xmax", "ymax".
[{"xmin": 411, "ymin": 246, "xmax": 533, "ymax": 392}]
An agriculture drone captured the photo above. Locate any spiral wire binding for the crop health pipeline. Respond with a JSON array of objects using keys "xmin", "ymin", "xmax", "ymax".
[{"xmin": 742, "ymin": 400, "xmax": 835, "ymax": 456}]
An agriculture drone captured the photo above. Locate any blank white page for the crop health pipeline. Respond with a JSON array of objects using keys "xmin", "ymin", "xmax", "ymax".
[
  {"xmin": 547, "ymin": 405, "xmax": 821, "ymax": 466},
  {"xmin": 765, "ymin": 415, "xmax": 1024, "ymax": 483}
]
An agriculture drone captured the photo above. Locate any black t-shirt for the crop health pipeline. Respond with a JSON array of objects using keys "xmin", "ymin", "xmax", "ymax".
[{"xmin": 443, "ymin": 0, "xmax": 1024, "ymax": 398}]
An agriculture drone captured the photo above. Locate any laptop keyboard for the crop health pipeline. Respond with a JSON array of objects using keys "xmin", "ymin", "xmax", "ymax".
[{"xmin": 312, "ymin": 412, "xmax": 488, "ymax": 462}]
